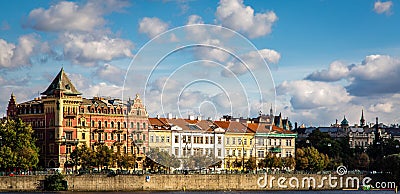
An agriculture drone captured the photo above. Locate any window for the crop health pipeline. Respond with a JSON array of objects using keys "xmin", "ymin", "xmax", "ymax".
[
  {"xmin": 206, "ymin": 137, "xmax": 209, "ymax": 144},
  {"xmin": 143, "ymin": 123, "xmax": 146, "ymax": 129},
  {"xmin": 218, "ymin": 137, "xmax": 222, "ymax": 144},
  {"xmin": 66, "ymin": 145, "xmax": 71, "ymax": 154},
  {"xmin": 217, "ymin": 148, "xmax": 221, "ymax": 157},
  {"xmin": 250, "ymin": 138, "xmax": 253, "ymax": 145},
  {"xmin": 150, "ymin": 135, "xmax": 154, "ymax": 143},
  {"xmin": 161, "ymin": 136, "xmax": 165, "ymax": 142},
  {"xmin": 258, "ymin": 150, "xmax": 264, "ymax": 158},
  {"xmin": 105, "ymin": 121, "xmax": 108, "ymax": 128},
  {"xmin": 124, "ymin": 146, "xmax": 127, "ymax": 153},
  {"xmin": 225, "ymin": 149, "xmax": 229, "ymax": 156},
  {"xmin": 117, "ymin": 122, "xmax": 121, "ymax": 130},
  {"xmin": 111, "ymin": 133, "xmax": 114, "ymax": 140},
  {"xmin": 226, "ymin": 137, "xmax": 229, "ymax": 145},
  {"xmin": 130, "ymin": 122, "xmax": 134, "ymax": 128},
  {"xmin": 137, "ymin": 122, "xmax": 140, "ymax": 130},
  {"xmin": 124, "ymin": 134, "xmax": 127, "ymax": 141},
  {"xmin": 39, "ymin": 132, "xmax": 44, "ymax": 140},
  {"xmin": 98, "ymin": 121, "xmax": 102, "ymax": 128},
  {"xmin": 238, "ymin": 138, "xmax": 242, "ymax": 145},
  {"xmin": 232, "ymin": 138, "xmax": 236, "ymax": 145},
  {"xmin": 166, "ymin": 136, "xmax": 170, "ymax": 143},
  {"xmin": 238, "ymin": 150, "xmax": 241, "ymax": 157},
  {"xmin": 49, "ymin": 144, "xmax": 54, "ymax": 153},
  {"xmin": 243, "ymin": 150, "xmax": 247, "ymax": 157},
  {"xmin": 286, "ymin": 151, "xmax": 291, "ymax": 157},
  {"xmin": 91, "ymin": 120, "xmax": 95, "ymax": 127},
  {"xmin": 91, "ymin": 133, "xmax": 94, "ymax": 140},
  {"xmin": 175, "ymin": 135, "xmax": 179, "ymax": 143},
  {"xmin": 244, "ymin": 138, "xmax": 247, "ymax": 145},
  {"xmin": 82, "ymin": 133, "xmax": 86, "ymax": 140},
  {"xmin": 117, "ymin": 134, "xmax": 121, "ymax": 142},
  {"xmin": 65, "ymin": 132, "xmax": 73, "ymax": 140},
  {"xmin": 175, "ymin": 148, "xmax": 179, "ymax": 156},
  {"xmin": 131, "ymin": 146, "xmax": 134, "ymax": 154},
  {"xmin": 111, "ymin": 121, "xmax": 114, "ymax": 128},
  {"xmin": 156, "ymin": 136, "xmax": 159, "ymax": 143},
  {"xmin": 143, "ymin": 134, "xmax": 146, "ymax": 141},
  {"xmin": 210, "ymin": 137, "xmax": 214, "ymax": 144}
]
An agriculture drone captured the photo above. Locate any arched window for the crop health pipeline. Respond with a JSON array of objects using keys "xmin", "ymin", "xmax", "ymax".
[
  {"xmin": 143, "ymin": 123, "xmax": 146, "ymax": 129},
  {"xmin": 137, "ymin": 122, "xmax": 140, "ymax": 130},
  {"xmin": 98, "ymin": 121, "xmax": 102, "ymax": 129},
  {"xmin": 111, "ymin": 121, "xmax": 114, "ymax": 128},
  {"xmin": 117, "ymin": 122, "xmax": 121, "ymax": 130},
  {"xmin": 105, "ymin": 121, "xmax": 108, "ymax": 128}
]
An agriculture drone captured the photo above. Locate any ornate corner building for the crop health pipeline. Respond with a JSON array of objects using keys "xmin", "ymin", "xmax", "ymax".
[{"xmin": 6, "ymin": 68, "xmax": 149, "ymax": 170}]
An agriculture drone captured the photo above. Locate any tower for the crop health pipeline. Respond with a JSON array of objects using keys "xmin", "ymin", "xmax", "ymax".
[
  {"xmin": 6, "ymin": 93, "xmax": 17, "ymax": 117},
  {"xmin": 360, "ymin": 109, "xmax": 365, "ymax": 127}
]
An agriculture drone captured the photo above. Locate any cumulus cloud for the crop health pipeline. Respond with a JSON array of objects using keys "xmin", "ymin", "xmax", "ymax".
[
  {"xmin": 346, "ymin": 55, "xmax": 400, "ymax": 96},
  {"xmin": 222, "ymin": 48, "xmax": 280, "ymax": 77},
  {"xmin": 216, "ymin": 0, "xmax": 277, "ymax": 38},
  {"xmin": 369, "ymin": 102, "xmax": 393, "ymax": 113},
  {"xmin": 187, "ymin": 15, "xmax": 204, "ymax": 25},
  {"xmin": 374, "ymin": 1, "xmax": 393, "ymax": 15},
  {"xmin": 0, "ymin": 34, "xmax": 49, "ymax": 68},
  {"xmin": 60, "ymin": 32, "xmax": 133, "ymax": 66},
  {"xmin": 306, "ymin": 61, "xmax": 350, "ymax": 82},
  {"xmin": 24, "ymin": 0, "xmax": 130, "ymax": 32},
  {"xmin": 277, "ymin": 80, "xmax": 352, "ymax": 110},
  {"xmin": 95, "ymin": 63, "xmax": 125, "ymax": 85},
  {"xmin": 138, "ymin": 17, "xmax": 169, "ymax": 38}
]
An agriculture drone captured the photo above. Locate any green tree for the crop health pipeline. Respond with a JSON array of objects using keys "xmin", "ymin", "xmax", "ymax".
[
  {"xmin": 0, "ymin": 119, "xmax": 39, "ymax": 170},
  {"xmin": 283, "ymin": 155, "xmax": 296, "ymax": 170},
  {"xmin": 70, "ymin": 143, "xmax": 93, "ymax": 172},
  {"xmin": 295, "ymin": 147, "xmax": 329, "ymax": 172},
  {"xmin": 94, "ymin": 144, "xmax": 113, "ymax": 170},
  {"xmin": 43, "ymin": 173, "xmax": 67, "ymax": 191},
  {"xmin": 245, "ymin": 157, "xmax": 257, "ymax": 171}
]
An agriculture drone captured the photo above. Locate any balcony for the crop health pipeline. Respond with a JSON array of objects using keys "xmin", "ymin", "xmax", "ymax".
[
  {"xmin": 134, "ymin": 139, "xmax": 144, "ymax": 145},
  {"xmin": 270, "ymin": 147, "xmax": 282, "ymax": 153},
  {"xmin": 60, "ymin": 139, "xmax": 79, "ymax": 146},
  {"xmin": 63, "ymin": 112, "xmax": 77, "ymax": 117}
]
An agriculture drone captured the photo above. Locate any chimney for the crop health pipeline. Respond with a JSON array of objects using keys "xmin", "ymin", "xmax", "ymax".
[
  {"xmin": 208, "ymin": 117, "xmax": 212, "ymax": 121},
  {"xmin": 175, "ymin": 115, "xmax": 178, "ymax": 119},
  {"xmin": 157, "ymin": 115, "xmax": 160, "ymax": 119},
  {"xmin": 189, "ymin": 115, "xmax": 194, "ymax": 120},
  {"xmin": 197, "ymin": 116, "xmax": 202, "ymax": 121},
  {"xmin": 167, "ymin": 113, "xmax": 172, "ymax": 119},
  {"xmin": 295, "ymin": 122, "xmax": 298, "ymax": 130}
]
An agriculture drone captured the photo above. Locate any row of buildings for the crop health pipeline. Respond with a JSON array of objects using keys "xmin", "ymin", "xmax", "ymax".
[{"xmin": 5, "ymin": 68, "xmax": 296, "ymax": 171}]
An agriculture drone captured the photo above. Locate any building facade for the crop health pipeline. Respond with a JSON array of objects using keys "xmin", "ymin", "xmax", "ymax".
[{"xmin": 6, "ymin": 68, "xmax": 149, "ymax": 170}]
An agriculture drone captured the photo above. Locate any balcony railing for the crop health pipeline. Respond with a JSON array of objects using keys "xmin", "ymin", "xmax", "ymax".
[
  {"xmin": 63, "ymin": 112, "xmax": 77, "ymax": 117},
  {"xmin": 270, "ymin": 147, "xmax": 282, "ymax": 153},
  {"xmin": 60, "ymin": 139, "xmax": 79, "ymax": 145}
]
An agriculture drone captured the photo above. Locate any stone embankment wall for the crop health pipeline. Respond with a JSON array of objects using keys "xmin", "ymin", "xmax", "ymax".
[{"xmin": 0, "ymin": 174, "xmax": 366, "ymax": 191}]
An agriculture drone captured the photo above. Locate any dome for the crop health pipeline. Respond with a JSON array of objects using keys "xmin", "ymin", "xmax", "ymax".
[{"xmin": 341, "ymin": 116, "xmax": 349, "ymax": 126}]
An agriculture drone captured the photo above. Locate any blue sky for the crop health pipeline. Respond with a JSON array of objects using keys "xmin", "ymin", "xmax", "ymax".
[{"xmin": 1, "ymin": 0, "xmax": 400, "ymax": 126}]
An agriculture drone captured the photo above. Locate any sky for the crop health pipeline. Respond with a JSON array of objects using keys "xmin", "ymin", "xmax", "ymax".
[{"xmin": 1, "ymin": 0, "xmax": 400, "ymax": 127}]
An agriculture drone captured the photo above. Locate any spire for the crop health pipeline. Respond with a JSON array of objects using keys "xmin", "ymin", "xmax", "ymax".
[
  {"xmin": 41, "ymin": 68, "xmax": 81, "ymax": 96},
  {"xmin": 360, "ymin": 109, "xmax": 365, "ymax": 127},
  {"xmin": 270, "ymin": 103, "xmax": 273, "ymax": 116}
]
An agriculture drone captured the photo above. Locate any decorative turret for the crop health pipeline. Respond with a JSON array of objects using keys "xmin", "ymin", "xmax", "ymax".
[
  {"xmin": 41, "ymin": 67, "xmax": 81, "ymax": 97},
  {"xmin": 6, "ymin": 93, "xmax": 17, "ymax": 117}
]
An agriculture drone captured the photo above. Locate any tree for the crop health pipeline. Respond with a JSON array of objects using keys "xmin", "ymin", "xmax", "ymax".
[
  {"xmin": 43, "ymin": 173, "xmax": 67, "ymax": 191},
  {"xmin": 295, "ymin": 147, "xmax": 329, "ymax": 172},
  {"xmin": 283, "ymin": 155, "xmax": 296, "ymax": 170},
  {"xmin": 382, "ymin": 154, "xmax": 400, "ymax": 183},
  {"xmin": 94, "ymin": 144, "xmax": 113, "ymax": 170},
  {"xmin": 0, "ymin": 119, "xmax": 39, "ymax": 170},
  {"xmin": 245, "ymin": 157, "xmax": 257, "ymax": 171}
]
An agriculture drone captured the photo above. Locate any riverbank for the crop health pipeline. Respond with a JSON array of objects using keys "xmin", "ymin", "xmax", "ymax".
[{"xmin": 0, "ymin": 174, "xmax": 366, "ymax": 192}]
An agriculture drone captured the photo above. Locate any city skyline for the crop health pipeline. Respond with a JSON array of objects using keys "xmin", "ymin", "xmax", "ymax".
[{"xmin": 1, "ymin": 0, "xmax": 400, "ymax": 126}]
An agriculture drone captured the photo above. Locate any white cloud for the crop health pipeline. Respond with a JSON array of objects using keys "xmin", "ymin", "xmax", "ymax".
[
  {"xmin": 0, "ymin": 34, "xmax": 48, "ymax": 68},
  {"xmin": 222, "ymin": 48, "xmax": 280, "ymax": 77},
  {"xmin": 374, "ymin": 1, "xmax": 393, "ymax": 15},
  {"xmin": 138, "ymin": 17, "xmax": 169, "ymax": 38},
  {"xmin": 82, "ymin": 82, "xmax": 124, "ymax": 98},
  {"xmin": 216, "ymin": 0, "xmax": 278, "ymax": 38},
  {"xmin": 369, "ymin": 102, "xmax": 393, "ymax": 113},
  {"xmin": 277, "ymin": 80, "xmax": 352, "ymax": 110},
  {"xmin": 187, "ymin": 15, "xmax": 204, "ymax": 25},
  {"xmin": 24, "ymin": 0, "xmax": 130, "ymax": 32},
  {"xmin": 25, "ymin": 1, "xmax": 104, "ymax": 32},
  {"xmin": 95, "ymin": 63, "xmax": 126, "ymax": 85},
  {"xmin": 60, "ymin": 32, "xmax": 133, "ymax": 66},
  {"xmin": 306, "ymin": 61, "xmax": 350, "ymax": 82}
]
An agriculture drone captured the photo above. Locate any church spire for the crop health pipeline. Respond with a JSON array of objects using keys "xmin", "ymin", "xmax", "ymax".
[{"xmin": 360, "ymin": 109, "xmax": 365, "ymax": 127}]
